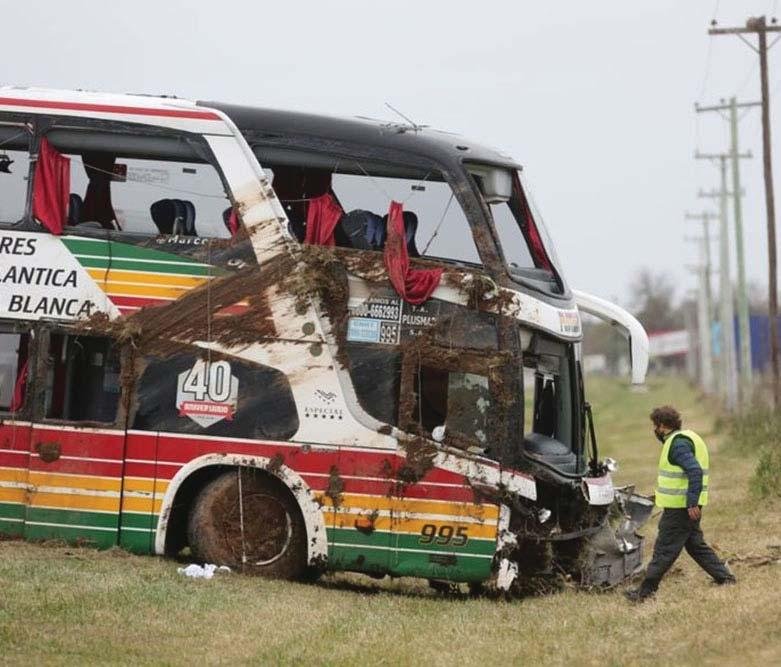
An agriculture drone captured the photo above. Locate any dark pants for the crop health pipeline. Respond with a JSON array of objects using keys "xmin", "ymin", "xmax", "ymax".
[{"xmin": 641, "ymin": 508, "xmax": 732, "ymax": 592}]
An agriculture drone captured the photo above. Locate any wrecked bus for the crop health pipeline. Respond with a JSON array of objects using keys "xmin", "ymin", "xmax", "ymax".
[{"xmin": 0, "ymin": 87, "xmax": 651, "ymax": 593}]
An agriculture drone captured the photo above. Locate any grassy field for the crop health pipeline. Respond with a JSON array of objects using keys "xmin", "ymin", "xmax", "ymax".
[{"xmin": 1, "ymin": 376, "xmax": 779, "ymax": 666}]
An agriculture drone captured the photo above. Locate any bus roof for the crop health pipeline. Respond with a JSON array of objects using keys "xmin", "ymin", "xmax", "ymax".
[
  {"xmin": 0, "ymin": 86, "xmax": 522, "ymax": 169},
  {"xmin": 204, "ymin": 101, "xmax": 522, "ymax": 171}
]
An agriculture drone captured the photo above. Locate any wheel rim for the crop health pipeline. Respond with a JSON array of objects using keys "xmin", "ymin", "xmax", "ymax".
[{"xmin": 218, "ymin": 490, "xmax": 293, "ymax": 567}]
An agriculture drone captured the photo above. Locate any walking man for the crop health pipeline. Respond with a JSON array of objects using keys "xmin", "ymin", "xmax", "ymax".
[{"xmin": 625, "ymin": 405, "xmax": 735, "ymax": 602}]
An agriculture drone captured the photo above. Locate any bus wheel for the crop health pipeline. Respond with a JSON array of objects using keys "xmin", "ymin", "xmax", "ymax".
[{"xmin": 187, "ymin": 469, "xmax": 307, "ymax": 579}]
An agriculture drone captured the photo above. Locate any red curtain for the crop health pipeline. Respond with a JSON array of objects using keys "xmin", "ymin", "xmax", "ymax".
[
  {"xmin": 304, "ymin": 193, "xmax": 344, "ymax": 247},
  {"xmin": 228, "ymin": 209, "xmax": 240, "ymax": 236},
  {"xmin": 384, "ymin": 201, "xmax": 443, "ymax": 305},
  {"xmin": 513, "ymin": 172, "xmax": 552, "ymax": 271},
  {"xmin": 33, "ymin": 137, "xmax": 70, "ymax": 235},
  {"xmin": 9, "ymin": 359, "xmax": 28, "ymax": 413}
]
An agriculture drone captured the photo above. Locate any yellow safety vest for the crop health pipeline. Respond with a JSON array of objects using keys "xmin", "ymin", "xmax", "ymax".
[{"xmin": 655, "ymin": 429, "xmax": 710, "ymax": 508}]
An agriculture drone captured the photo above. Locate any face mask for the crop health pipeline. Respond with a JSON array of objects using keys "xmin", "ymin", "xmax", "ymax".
[{"xmin": 654, "ymin": 428, "xmax": 666, "ymax": 443}]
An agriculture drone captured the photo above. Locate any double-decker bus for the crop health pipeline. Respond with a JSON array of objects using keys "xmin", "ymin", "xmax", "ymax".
[{"xmin": 0, "ymin": 87, "xmax": 650, "ymax": 592}]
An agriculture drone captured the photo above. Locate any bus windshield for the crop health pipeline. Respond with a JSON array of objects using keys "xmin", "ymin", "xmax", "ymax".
[{"xmin": 472, "ymin": 165, "xmax": 565, "ymax": 294}]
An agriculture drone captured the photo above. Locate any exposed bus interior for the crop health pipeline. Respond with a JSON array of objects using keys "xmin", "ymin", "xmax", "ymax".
[
  {"xmin": 0, "ymin": 124, "xmax": 234, "ymax": 238},
  {"xmin": 44, "ymin": 333, "xmax": 121, "ymax": 423},
  {"xmin": 0, "ymin": 328, "xmax": 29, "ymax": 412}
]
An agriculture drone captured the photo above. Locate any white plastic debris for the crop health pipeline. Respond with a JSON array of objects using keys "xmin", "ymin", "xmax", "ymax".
[{"xmin": 177, "ymin": 563, "xmax": 232, "ymax": 579}]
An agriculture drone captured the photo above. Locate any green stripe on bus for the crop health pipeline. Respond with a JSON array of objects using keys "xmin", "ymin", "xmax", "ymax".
[
  {"xmin": 0, "ymin": 502, "xmax": 24, "ymax": 537},
  {"xmin": 120, "ymin": 512, "xmax": 157, "ymax": 531},
  {"xmin": 71, "ymin": 256, "xmax": 213, "ymax": 277},
  {"xmin": 24, "ymin": 523, "xmax": 116, "ymax": 549},
  {"xmin": 26, "ymin": 506, "xmax": 119, "ymax": 530},
  {"xmin": 328, "ymin": 544, "xmax": 491, "ymax": 582},
  {"xmin": 0, "ymin": 501, "xmax": 25, "ymax": 521},
  {"xmin": 119, "ymin": 530, "xmax": 154, "ymax": 554},
  {"xmin": 62, "ymin": 238, "xmax": 209, "ymax": 264}
]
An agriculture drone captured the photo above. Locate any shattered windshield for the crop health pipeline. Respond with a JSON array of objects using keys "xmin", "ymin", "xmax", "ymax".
[
  {"xmin": 331, "ymin": 172, "xmax": 481, "ymax": 265},
  {"xmin": 472, "ymin": 165, "xmax": 565, "ymax": 294}
]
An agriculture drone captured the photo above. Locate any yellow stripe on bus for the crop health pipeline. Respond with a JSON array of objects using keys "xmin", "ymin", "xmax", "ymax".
[
  {"xmin": 96, "ymin": 281, "xmax": 193, "ymax": 299},
  {"xmin": 120, "ymin": 496, "xmax": 162, "ymax": 513},
  {"xmin": 29, "ymin": 491, "xmax": 119, "ymax": 512},
  {"xmin": 0, "ymin": 467, "xmax": 28, "ymax": 483},
  {"xmin": 28, "ymin": 472, "xmax": 121, "ymax": 492},
  {"xmin": 86, "ymin": 268, "xmax": 207, "ymax": 289},
  {"xmin": 122, "ymin": 477, "xmax": 169, "ymax": 495},
  {"xmin": 316, "ymin": 493, "xmax": 500, "ymax": 520},
  {"xmin": 0, "ymin": 487, "xmax": 26, "ymax": 503}
]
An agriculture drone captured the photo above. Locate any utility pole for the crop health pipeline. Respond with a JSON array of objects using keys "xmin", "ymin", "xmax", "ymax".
[
  {"xmin": 685, "ymin": 239, "xmax": 715, "ymax": 393},
  {"xmin": 685, "ymin": 211, "xmax": 718, "ymax": 392},
  {"xmin": 710, "ymin": 15, "xmax": 781, "ymax": 407},
  {"xmin": 685, "ymin": 211, "xmax": 717, "ymax": 318},
  {"xmin": 695, "ymin": 100, "xmax": 757, "ymax": 402},
  {"xmin": 699, "ymin": 164, "xmax": 742, "ymax": 411}
]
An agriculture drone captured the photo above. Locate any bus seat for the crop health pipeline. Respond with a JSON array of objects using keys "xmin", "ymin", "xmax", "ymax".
[
  {"xmin": 151, "ymin": 198, "xmax": 180, "ymax": 235},
  {"xmin": 67, "ymin": 194, "xmax": 83, "ymax": 227},
  {"xmin": 179, "ymin": 199, "xmax": 197, "ymax": 236},
  {"xmin": 150, "ymin": 198, "xmax": 195, "ymax": 235},
  {"xmin": 365, "ymin": 212, "xmax": 386, "ymax": 249},
  {"xmin": 335, "ymin": 210, "xmax": 380, "ymax": 251}
]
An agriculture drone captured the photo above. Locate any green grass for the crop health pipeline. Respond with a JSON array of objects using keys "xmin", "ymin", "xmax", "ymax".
[{"xmin": 1, "ymin": 376, "xmax": 779, "ymax": 666}]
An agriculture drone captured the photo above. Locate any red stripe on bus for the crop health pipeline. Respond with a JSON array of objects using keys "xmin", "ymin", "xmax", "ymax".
[
  {"xmin": 0, "ymin": 450, "xmax": 29, "ymax": 467},
  {"xmin": 0, "ymin": 97, "xmax": 221, "ymax": 120},
  {"xmin": 31, "ymin": 427, "xmax": 124, "ymax": 459},
  {"xmin": 111, "ymin": 295, "xmax": 172, "ymax": 309}
]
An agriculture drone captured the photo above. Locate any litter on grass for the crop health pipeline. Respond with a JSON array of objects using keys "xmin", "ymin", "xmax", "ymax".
[{"xmin": 177, "ymin": 563, "xmax": 232, "ymax": 579}]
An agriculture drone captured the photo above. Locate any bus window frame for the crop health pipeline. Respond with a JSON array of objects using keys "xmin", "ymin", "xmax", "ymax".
[
  {"xmin": 0, "ymin": 119, "xmax": 35, "ymax": 228},
  {"xmin": 397, "ymin": 346, "xmax": 508, "ymax": 455},
  {"xmin": 0, "ymin": 113, "xmax": 237, "ymax": 241},
  {"xmin": 0, "ymin": 319, "xmax": 35, "ymax": 418},
  {"xmin": 32, "ymin": 324, "xmax": 130, "ymax": 430}
]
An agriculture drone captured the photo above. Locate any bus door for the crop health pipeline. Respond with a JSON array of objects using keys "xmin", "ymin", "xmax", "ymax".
[
  {"xmin": 25, "ymin": 327, "xmax": 127, "ymax": 548},
  {"xmin": 330, "ymin": 446, "xmax": 395, "ymax": 575},
  {"xmin": 0, "ymin": 322, "xmax": 34, "ymax": 537},
  {"xmin": 391, "ymin": 355, "xmax": 501, "ymax": 582}
]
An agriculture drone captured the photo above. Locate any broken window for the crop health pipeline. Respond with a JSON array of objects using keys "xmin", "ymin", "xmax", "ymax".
[
  {"xmin": 0, "ymin": 126, "xmax": 32, "ymax": 225},
  {"xmin": 521, "ymin": 337, "xmax": 581, "ymax": 473},
  {"xmin": 42, "ymin": 128, "xmax": 232, "ymax": 238},
  {"xmin": 44, "ymin": 333, "xmax": 122, "ymax": 423},
  {"xmin": 397, "ymin": 349, "xmax": 497, "ymax": 453},
  {"xmin": 413, "ymin": 368, "xmax": 491, "ymax": 447},
  {"xmin": 0, "ymin": 329, "xmax": 30, "ymax": 412},
  {"xmin": 332, "ymin": 172, "xmax": 481, "ymax": 264},
  {"xmin": 489, "ymin": 200, "xmax": 535, "ymax": 271}
]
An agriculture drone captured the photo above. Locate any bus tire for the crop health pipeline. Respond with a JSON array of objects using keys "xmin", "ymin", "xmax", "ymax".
[{"xmin": 187, "ymin": 469, "xmax": 307, "ymax": 580}]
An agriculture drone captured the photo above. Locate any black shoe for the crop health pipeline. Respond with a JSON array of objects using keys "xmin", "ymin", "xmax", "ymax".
[
  {"xmin": 715, "ymin": 575, "xmax": 737, "ymax": 586},
  {"xmin": 624, "ymin": 587, "xmax": 654, "ymax": 603}
]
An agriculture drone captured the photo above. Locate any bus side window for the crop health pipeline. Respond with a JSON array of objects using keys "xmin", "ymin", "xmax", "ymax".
[
  {"xmin": 44, "ymin": 333, "xmax": 121, "ymax": 423},
  {"xmin": 0, "ymin": 330, "xmax": 30, "ymax": 412},
  {"xmin": 42, "ymin": 127, "xmax": 233, "ymax": 239},
  {"xmin": 0, "ymin": 152, "xmax": 31, "ymax": 226},
  {"xmin": 0, "ymin": 123, "xmax": 31, "ymax": 226},
  {"xmin": 343, "ymin": 343, "xmax": 401, "ymax": 426}
]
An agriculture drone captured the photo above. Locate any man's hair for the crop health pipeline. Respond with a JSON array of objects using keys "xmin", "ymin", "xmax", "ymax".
[{"xmin": 650, "ymin": 405, "xmax": 682, "ymax": 430}]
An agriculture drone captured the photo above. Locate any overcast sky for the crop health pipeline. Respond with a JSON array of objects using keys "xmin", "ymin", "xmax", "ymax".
[{"xmin": 3, "ymin": 0, "xmax": 780, "ymax": 309}]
